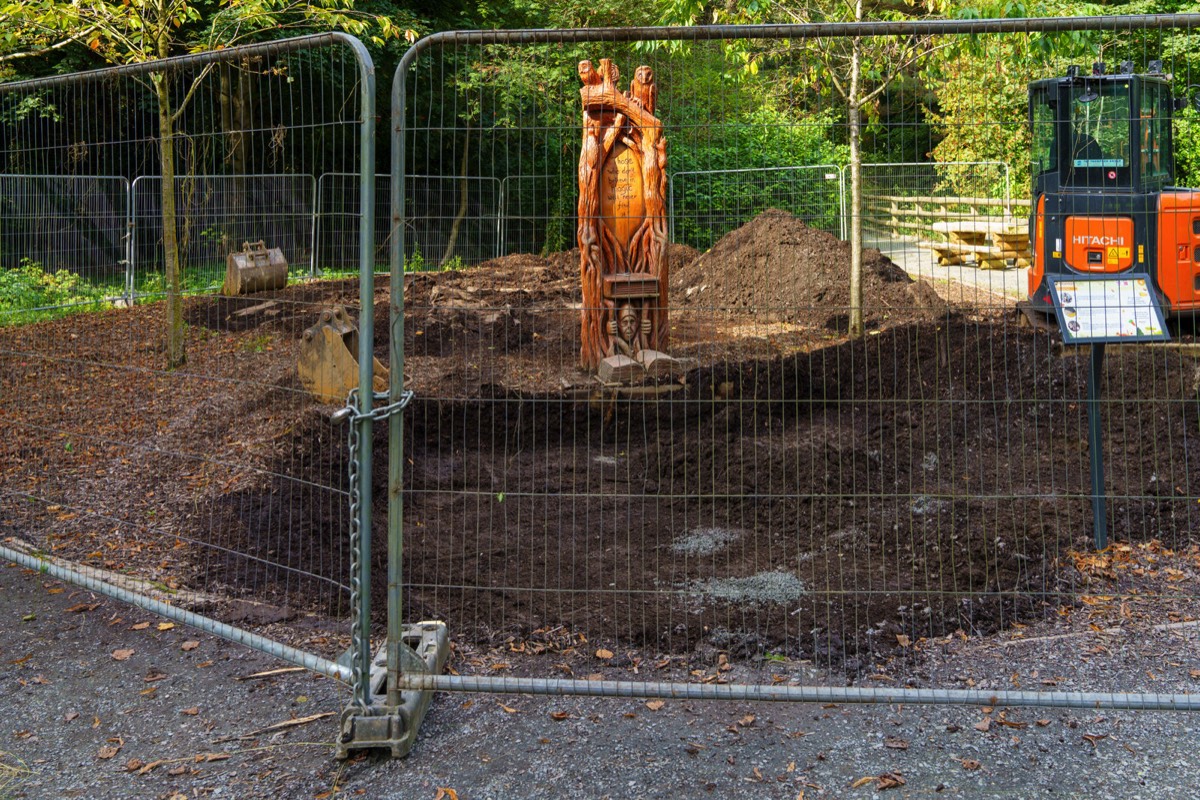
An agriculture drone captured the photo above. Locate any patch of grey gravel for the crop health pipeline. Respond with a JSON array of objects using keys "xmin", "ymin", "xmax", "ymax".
[
  {"xmin": 692, "ymin": 570, "xmax": 806, "ymax": 604},
  {"xmin": 910, "ymin": 494, "xmax": 950, "ymax": 515},
  {"xmin": 670, "ymin": 526, "xmax": 745, "ymax": 556}
]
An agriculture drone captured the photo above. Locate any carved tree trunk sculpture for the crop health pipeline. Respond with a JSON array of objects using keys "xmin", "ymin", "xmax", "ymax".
[{"xmin": 576, "ymin": 59, "xmax": 668, "ymax": 371}]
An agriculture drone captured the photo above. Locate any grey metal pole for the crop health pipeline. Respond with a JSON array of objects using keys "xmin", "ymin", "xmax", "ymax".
[
  {"xmin": 1088, "ymin": 342, "xmax": 1107, "ymax": 550},
  {"xmin": 0, "ymin": 542, "xmax": 351, "ymax": 683},
  {"xmin": 337, "ymin": 33, "xmax": 377, "ymax": 712},
  {"xmin": 398, "ymin": 673, "xmax": 1200, "ymax": 711},
  {"xmin": 388, "ymin": 37, "xmax": 410, "ymax": 710},
  {"xmin": 396, "ymin": 671, "xmax": 1200, "ymax": 710}
]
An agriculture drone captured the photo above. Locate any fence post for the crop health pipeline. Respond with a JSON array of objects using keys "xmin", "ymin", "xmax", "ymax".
[
  {"xmin": 124, "ymin": 176, "xmax": 135, "ymax": 306},
  {"xmin": 309, "ymin": 174, "xmax": 320, "ymax": 278}
]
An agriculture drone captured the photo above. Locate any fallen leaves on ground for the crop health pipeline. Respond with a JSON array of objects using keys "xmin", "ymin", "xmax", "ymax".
[
  {"xmin": 961, "ymin": 758, "xmax": 981, "ymax": 770},
  {"xmin": 852, "ymin": 772, "xmax": 906, "ymax": 790},
  {"xmin": 434, "ymin": 788, "xmax": 459, "ymax": 800},
  {"xmin": 884, "ymin": 737, "xmax": 908, "ymax": 750},
  {"xmin": 595, "ymin": 648, "xmax": 614, "ymax": 660},
  {"xmin": 111, "ymin": 648, "xmax": 134, "ymax": 661},
  {"xmin": 645, "ymin": 700, "xmax": 665, "ymax": 711},
  {"xmin": 97, "ymin": 740, "xmax": 123, "ymax": 760},
  {"xmin": 1082, "ymin": 733, "xmax": 1108, "ymax": 749},
  {"xmin": 180, "ymin": 641, "xmax": 200, "ymax": 651}
]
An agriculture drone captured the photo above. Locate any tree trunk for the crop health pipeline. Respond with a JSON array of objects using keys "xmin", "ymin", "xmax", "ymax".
[
  {"xmin": 155, "ymin": 72, "xmax": 186, "ymax": 369},
  {"xmin": 847, "ymin": 25, "xmax": 865, "ymax": 339},
  {"xmin": 440, "ymin": 125, "xmax": 471, "ymax": 267},
  {"xmin": 219, "ymin": 63, "xmax": 250, "ymax": 256}
]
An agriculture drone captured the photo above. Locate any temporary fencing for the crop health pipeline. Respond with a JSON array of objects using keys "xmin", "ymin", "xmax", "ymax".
[
  {"xmin": 130, "ymin": 173, "xmax": 317, "ymax": 288},
  {"xmin": 389, "ymin": 16, "xmax": 1200, "ymax": 716},
  {"xmin": 0, "ymin": 32, "xmax": 407, "ymax": 755},
  {"xmin": 669, "ymin": 165, "xmax": 845, "ymax": 248},
  {"xmin": 7, "ymin": 15, "xmax": 1200, "ymax": 768}
]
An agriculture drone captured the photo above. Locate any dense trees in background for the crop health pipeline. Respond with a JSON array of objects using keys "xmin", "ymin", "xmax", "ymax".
[{"xmin": 6, "ymin": 0, "xmax": 1200, "ymax": 343}]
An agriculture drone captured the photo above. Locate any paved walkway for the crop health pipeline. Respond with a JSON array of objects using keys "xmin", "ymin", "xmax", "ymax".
[{"xmin": 869, "ymin": 235, "xmax": 1027, "ymax": 307}]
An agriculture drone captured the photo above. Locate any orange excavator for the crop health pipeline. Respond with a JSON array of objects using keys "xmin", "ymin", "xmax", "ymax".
[{"xmin": 1021, "ymin": 61, "xmax": 1200, "ymax": 322}]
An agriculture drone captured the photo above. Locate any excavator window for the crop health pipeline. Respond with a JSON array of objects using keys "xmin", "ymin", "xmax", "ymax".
[
  {"xmin": 1140, "ymin": 81, "xmax": 1170, "ymax": 185},
  {"xmin": 1030, "ymin": 88, "xmax": 1057, "ymax": 181},
  {"xmin": 1066, "ymin": 82, "xmax": 1131, "ymax": 187}
]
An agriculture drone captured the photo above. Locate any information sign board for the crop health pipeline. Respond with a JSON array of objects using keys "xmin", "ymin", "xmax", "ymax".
[{"xmin": 1046, "ymin": 274, "xmax": 1170, "ymax": 343}]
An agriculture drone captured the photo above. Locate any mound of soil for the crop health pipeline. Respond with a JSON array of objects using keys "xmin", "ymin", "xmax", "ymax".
[{"xmin": 671, "ymin": 209, "xmax": 945, "ymax": 330}]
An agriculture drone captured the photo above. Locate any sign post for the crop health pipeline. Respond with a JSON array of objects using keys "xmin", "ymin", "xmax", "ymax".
[{"xmin": 1046, "ymin": 274, "xmax": 1169, "ymax": 550}]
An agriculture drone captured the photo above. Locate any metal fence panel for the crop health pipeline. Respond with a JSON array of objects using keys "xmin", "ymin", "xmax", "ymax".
[
  {"xmin": 316, "ymin": 172, "xmax": 500, "ymax": 274},
  {"xmin": 0, "ymin": 34, "xmax": 379, "ymax": 717},
  {"xmin": 391, "ymin": 18, "xmax": 1200, "ymax": 713},
  {"xmin": 131, "ymin": 173, "xmax": 316, "ymax": 291},
  {"xmin": 668, "ymin": 165, "xmax": 844, "ymax": 249},
  {"xmin": 0, "ymin": 174, "xmax": 131, "ymax": 308}
]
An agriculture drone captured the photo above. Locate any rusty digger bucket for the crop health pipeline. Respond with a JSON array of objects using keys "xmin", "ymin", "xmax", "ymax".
[{"xmin": 297, "ymin": 305, "xmax": 388, "ymax": 405}]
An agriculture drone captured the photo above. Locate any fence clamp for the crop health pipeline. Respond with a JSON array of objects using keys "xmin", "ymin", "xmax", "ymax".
[{"xmin": 331, "ymin": 389, "xmax": 414, "ymax": 426}]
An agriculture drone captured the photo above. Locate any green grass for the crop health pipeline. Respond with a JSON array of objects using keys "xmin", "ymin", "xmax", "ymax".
[
  {"xmin": 1, "ymin": 252, "xmax": 456, "ymax": 328},
  {"xmin": 0, "ymin": 750, "xmax": 30, "ymax": 799}
]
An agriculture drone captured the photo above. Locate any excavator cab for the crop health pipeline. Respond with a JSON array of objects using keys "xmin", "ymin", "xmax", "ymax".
[{"xmin": 1024, "ymin": 63, "xmax": 1200, "ymax": 318}]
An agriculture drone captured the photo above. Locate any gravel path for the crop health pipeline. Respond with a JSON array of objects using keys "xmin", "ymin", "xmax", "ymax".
[{"xmin": 3, "ymin": 559, "xmax": 1199, "ymax": 799}]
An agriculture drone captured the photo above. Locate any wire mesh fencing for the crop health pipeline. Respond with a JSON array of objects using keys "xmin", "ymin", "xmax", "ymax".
[
  {"xmin": 0, "ymin": 174, "xmax": 132, "ymax": 315},
  {"xmin": 315, "ymin": 172, "xmax": 501, "ymax": 273},
  {"xmin": 0, "ymin": 33, "xmax": 380, "ymax": 692},
  {"xmin": 669, "ymin": 165, "xmax": 845, "ymax": 249},
  {"xmin": 391, "ymin": 18, "xmax": 1200, "ymax": 709},
  {"xmin": 130, "ymin": 173, "xmax": 317, "ymax": 290}
]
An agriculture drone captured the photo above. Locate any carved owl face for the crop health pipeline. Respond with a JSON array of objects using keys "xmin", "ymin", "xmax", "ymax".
[{"xmin": 635, "ymin": 66, "xmax": 654, "ymax": 84}]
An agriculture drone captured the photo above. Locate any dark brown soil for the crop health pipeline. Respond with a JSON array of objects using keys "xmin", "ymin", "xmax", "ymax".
[
  {"xmin": 671, "ymin": 208, "xmax": 948, "ymax": 331},
  {"xmin": 5, "ymin": 210, "xmax": 1200, "ymax": 677}
]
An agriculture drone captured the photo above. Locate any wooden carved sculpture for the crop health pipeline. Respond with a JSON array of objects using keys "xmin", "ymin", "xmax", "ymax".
[{"xmin": 577, "ymin": 58, "xmax": 669, "ymax": 374}]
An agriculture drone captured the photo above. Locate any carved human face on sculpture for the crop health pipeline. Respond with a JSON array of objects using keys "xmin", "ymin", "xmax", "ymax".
[{"xmin": 618, "ymin": 304, "xmax": 639, "ymax": 344}]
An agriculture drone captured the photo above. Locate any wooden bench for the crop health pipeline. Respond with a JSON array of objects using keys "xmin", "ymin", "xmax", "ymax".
[{"xmin": 929, "ymin": 219, "xmax": 1031, "ymax": 270}]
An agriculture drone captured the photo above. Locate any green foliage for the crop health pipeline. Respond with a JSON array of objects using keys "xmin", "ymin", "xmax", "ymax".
[
  {"xmin": 404, "ymin": 244, "xmax": 427, "ymax": 272},
  {"xmin": 1173, "ymin": 106, "xmax": 1200, "ymax": 188},
  {"xmin": 137, "ymin": 267, "xmax": 221, "ymax": 297},
  {"xmin": 925, "ymin": 47, "xmax": 1035, "ymax": 197},
  {"xmin": 0, "ymin": 259, "xmax": 110, "ymax": 325},
  {"xmin": 672, "ymin": 107, "xmax": 848, "ymax": 250}
]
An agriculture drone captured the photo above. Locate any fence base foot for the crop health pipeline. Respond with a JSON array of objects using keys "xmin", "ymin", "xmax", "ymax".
[{"xmin": 334, "ymin": 621, "xmax": 449, "ymax": 759}]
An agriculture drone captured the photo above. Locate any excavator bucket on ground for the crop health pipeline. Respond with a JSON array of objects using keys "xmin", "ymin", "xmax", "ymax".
[{"xmin": 297, "ymin": 305, "xmax": 388, "ymax": 404}]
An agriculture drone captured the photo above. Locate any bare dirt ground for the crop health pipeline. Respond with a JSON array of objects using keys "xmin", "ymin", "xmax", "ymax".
[
  {"xmin": 5, "ymin": 210, "xmax": 1200, "ymax": 797},
  {"xmin": 4, "ymin": 555, "xmax": 1200, "ymax": 800}
]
